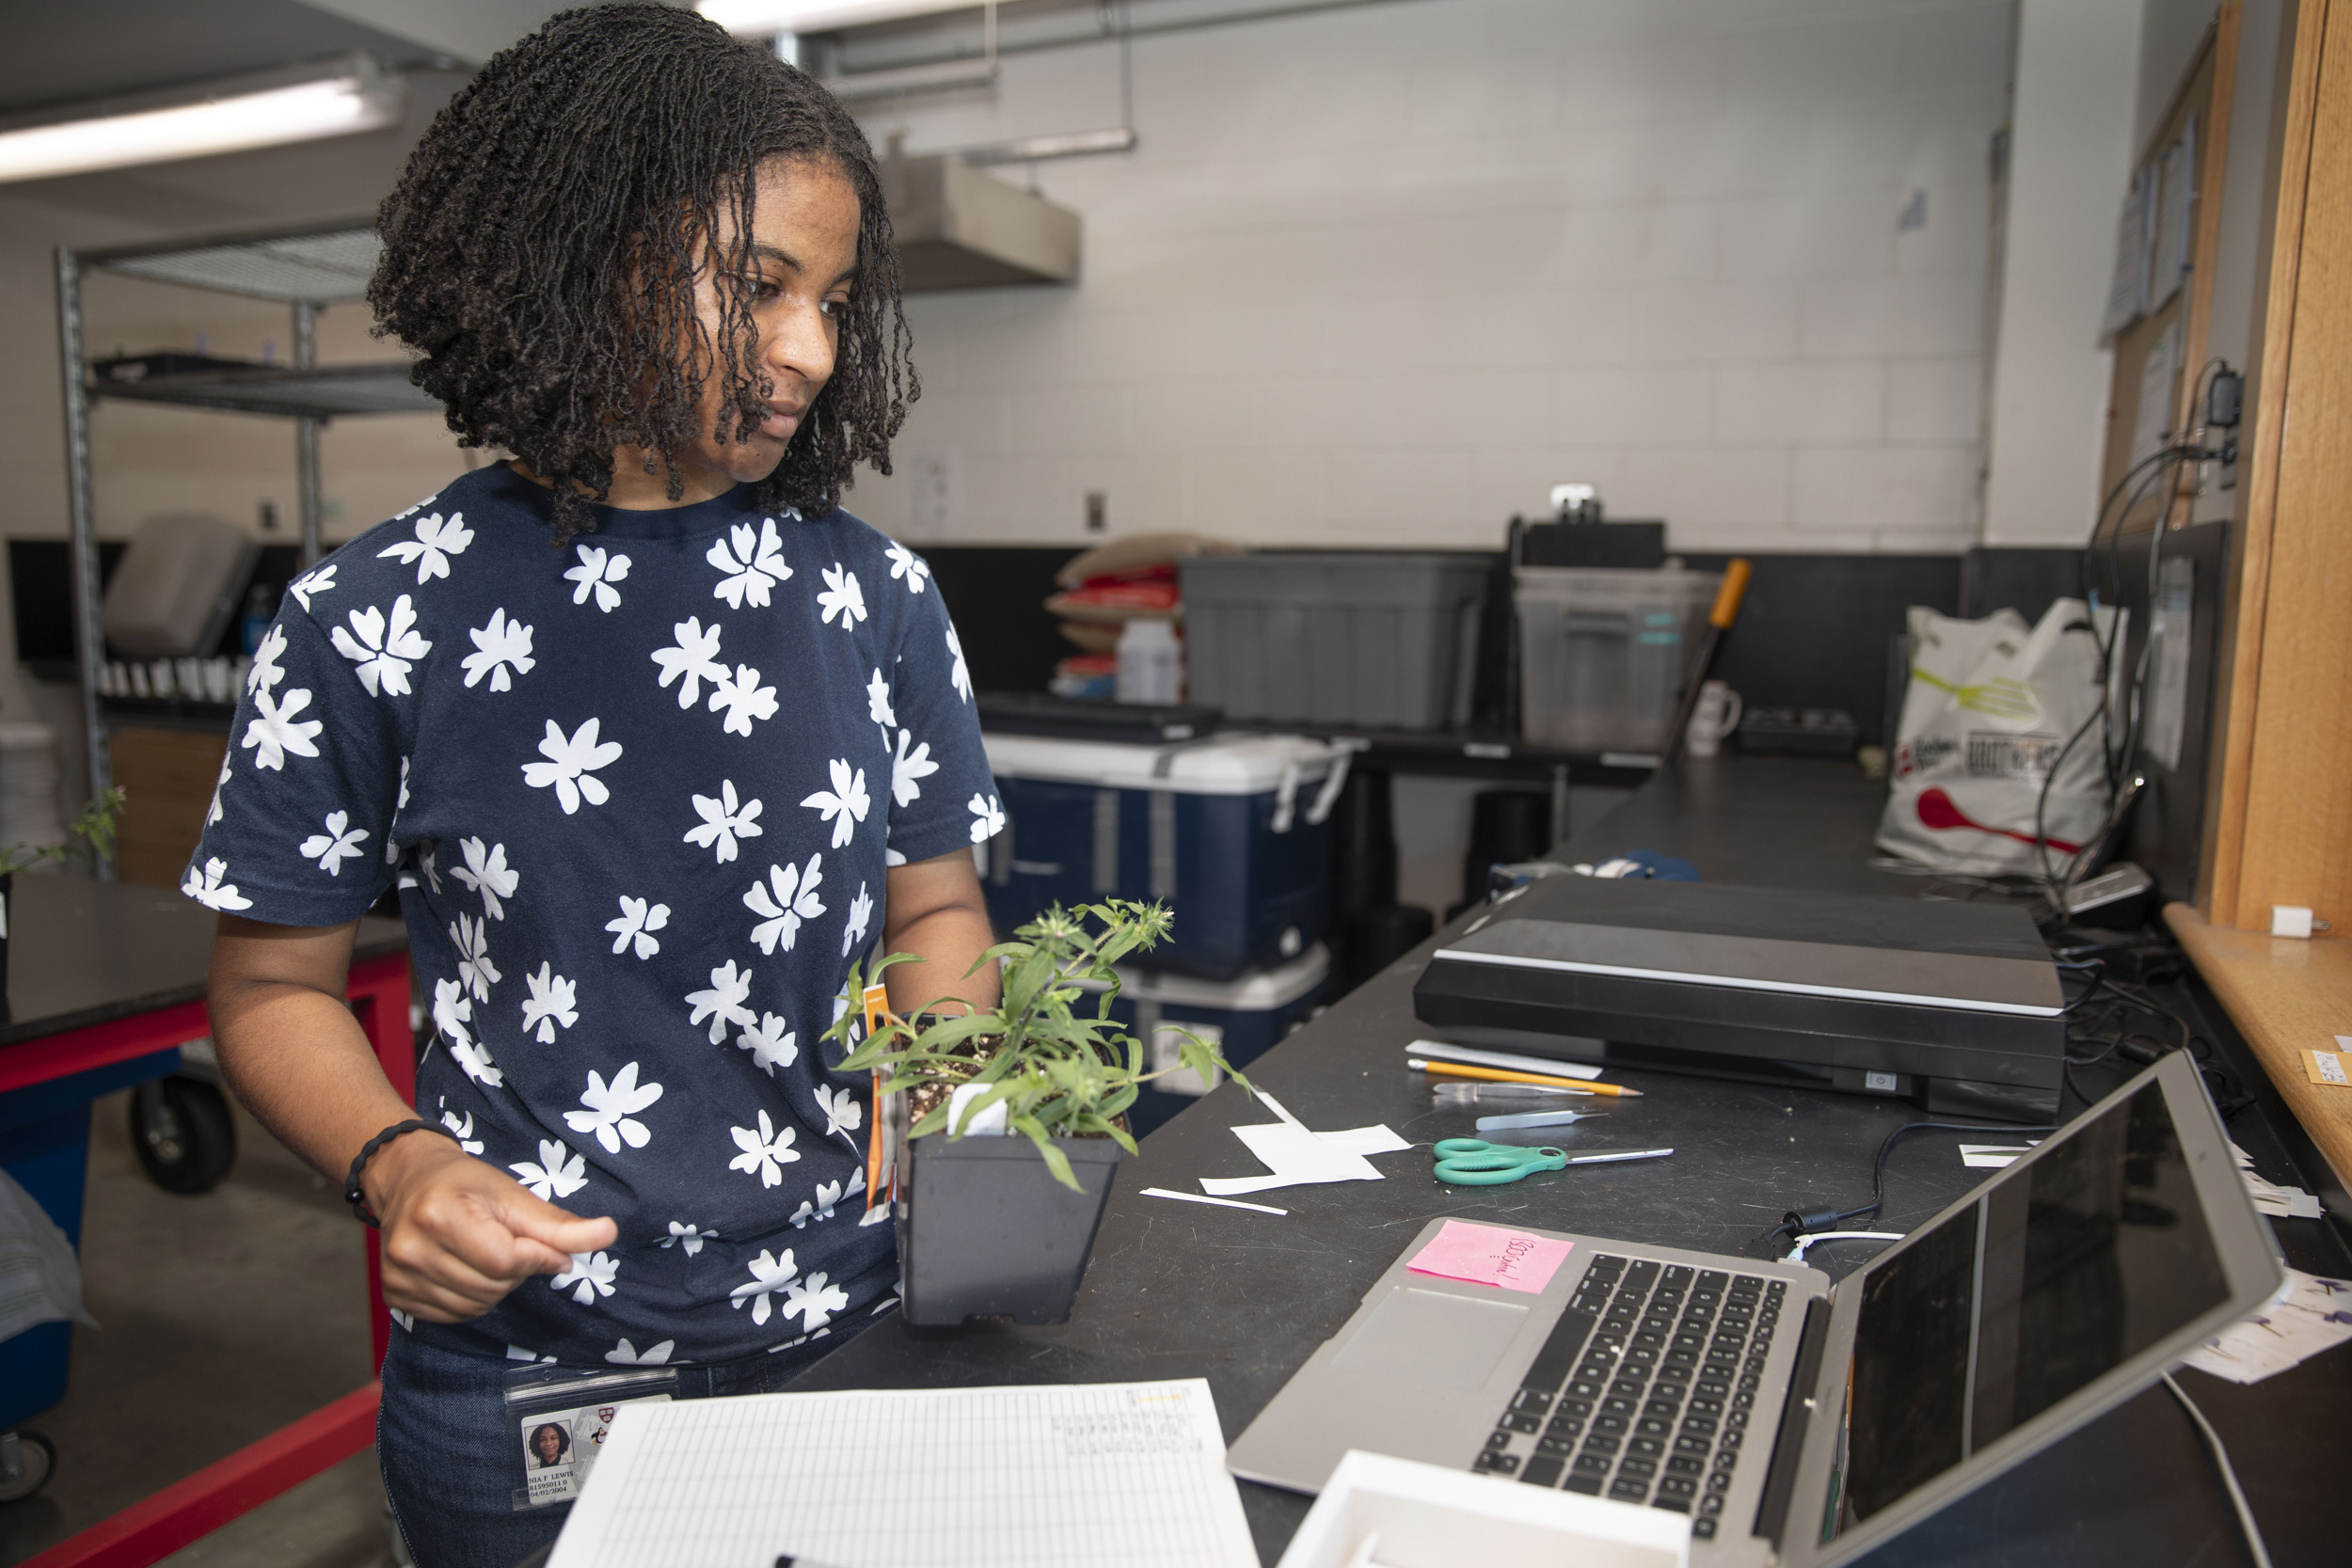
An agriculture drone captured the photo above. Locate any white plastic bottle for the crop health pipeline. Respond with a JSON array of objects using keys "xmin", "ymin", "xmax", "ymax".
[{"xmin": 1115, "ymin": 618, "xmax": 1182, "ymax": 705}]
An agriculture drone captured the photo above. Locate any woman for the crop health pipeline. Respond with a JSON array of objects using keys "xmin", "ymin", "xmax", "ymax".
[{"xmin": 192, "ymin": 9, "xmax": 999, "ymax": 1563}]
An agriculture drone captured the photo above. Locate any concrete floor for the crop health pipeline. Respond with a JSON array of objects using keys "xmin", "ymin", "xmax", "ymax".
[{"xmin": 0, "ymin": 1087, "xmax": 395, "ymax": 1568}]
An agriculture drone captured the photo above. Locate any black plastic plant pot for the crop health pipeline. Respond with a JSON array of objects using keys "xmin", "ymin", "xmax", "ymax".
[{"xmin": 898, "ymin": 1133, "xmax": 1123, "ymax": 1328}]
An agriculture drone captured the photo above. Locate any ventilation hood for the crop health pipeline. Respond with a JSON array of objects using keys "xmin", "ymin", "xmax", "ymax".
[{"xmin": 880, "ymin": 152, "xmax": 1080, "ymax": 291}]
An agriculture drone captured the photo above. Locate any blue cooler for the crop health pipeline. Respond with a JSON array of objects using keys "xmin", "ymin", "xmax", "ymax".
[
  {"xmin": 979, "ymin": 732, "xmax": 1346, "ymax": 981},
  {"xmin": 1086, "ymin": 944, "xmax": 1330, "ymax": 1136}
]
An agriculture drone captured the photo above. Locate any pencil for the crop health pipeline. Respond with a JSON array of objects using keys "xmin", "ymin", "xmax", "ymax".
[{"xmin": 1411, "ymin": 1059, "xmax": 1645, "ymax": 1097}]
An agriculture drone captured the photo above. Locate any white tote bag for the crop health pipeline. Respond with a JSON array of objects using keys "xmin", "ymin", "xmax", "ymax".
[{"xmin": 1877, "ymin": 598, "xmax": 2120, "ymax": 878}]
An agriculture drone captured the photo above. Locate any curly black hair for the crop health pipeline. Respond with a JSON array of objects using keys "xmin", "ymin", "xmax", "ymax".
[{"xmin": 370, "ymin": 3, "xmax": 916, "ymax": 540}]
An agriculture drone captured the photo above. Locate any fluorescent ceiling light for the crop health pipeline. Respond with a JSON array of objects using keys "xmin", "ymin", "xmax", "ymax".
[
  {"xmin": 699, "ymin": 0, "xmax": 977, "ymax": 35},
  {"xmin": 0, "ymin": 66, "xmax": 403, "ymax": 185}
]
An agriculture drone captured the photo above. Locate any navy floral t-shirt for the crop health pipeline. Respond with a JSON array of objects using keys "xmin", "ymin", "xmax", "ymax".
[{"xmin": 185, "ymin": 463, "xmax": 999, "ymax": 1369}]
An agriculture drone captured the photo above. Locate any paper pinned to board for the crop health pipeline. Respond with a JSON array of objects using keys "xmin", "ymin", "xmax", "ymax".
[
  {"xmin": 2179, "ymin": 1269, "xmax": 2352, "ymax": 1385},
  {"xmin": 548, "ymin": 1378, "xmax": 1258, "ymax": 1568},
  {"xmin": 2233, "ymin": 1142, "xmax": 2326, "ymax": 1220}
]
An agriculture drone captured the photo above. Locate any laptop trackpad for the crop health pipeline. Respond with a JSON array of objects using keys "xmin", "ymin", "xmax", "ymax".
[{"xmin": 1330, "ymin": 1287, "xmax": 1529, "ymax": 1389}]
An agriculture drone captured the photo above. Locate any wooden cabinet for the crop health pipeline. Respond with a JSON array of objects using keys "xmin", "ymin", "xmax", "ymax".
[{"xmin": 108, "ymin": 726, "xmax": 227, "ymax": 890}]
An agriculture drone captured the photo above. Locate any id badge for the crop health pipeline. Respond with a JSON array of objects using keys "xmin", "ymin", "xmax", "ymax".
[{"xmin": 503, "ymin": 1363, "xmax": 678, "ymax": 1510}]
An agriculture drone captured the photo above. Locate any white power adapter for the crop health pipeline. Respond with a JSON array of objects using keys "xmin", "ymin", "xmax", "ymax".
[{"xmin": 2271, "ymin": 906, "xmax": 2333, "ymax": 939}]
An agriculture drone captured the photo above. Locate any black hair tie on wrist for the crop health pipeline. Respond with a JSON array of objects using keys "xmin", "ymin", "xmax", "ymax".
[{"xmin": 344, "ymin": 1118, "xmax": 458, "ymax": 1227}]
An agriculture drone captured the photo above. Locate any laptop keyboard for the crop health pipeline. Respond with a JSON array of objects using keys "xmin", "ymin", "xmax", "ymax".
[{"xmin": 1471, "ymin": 1256, "xmax": 1785, "ymax": 1543}]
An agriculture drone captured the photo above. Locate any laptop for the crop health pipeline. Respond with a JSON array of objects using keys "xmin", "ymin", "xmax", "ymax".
[{"xmin": 1226, "ymin": 1052, "xmax": 2283, "ymax": 1565}]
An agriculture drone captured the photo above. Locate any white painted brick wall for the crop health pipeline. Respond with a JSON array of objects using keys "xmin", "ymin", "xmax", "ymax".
[{"xmin": 857, "ymin": 0, "xmax": 2009, "ymax": 552}]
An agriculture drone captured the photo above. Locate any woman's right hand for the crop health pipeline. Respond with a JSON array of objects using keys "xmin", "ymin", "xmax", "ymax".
[{"xmin": 366, "ymin": 1131, "xmax": 620, "ymax": 1323}]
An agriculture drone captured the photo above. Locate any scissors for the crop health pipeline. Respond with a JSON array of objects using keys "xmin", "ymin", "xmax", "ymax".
[{"xmin": 1431, "ymin": 1138, "xmax": 1675, "ymax": 1186}]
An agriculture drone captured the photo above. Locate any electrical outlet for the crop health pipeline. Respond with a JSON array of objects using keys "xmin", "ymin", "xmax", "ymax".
[{"xmin": 1085, "ymin": 491, "xmax": 1106, "ymax": 533}]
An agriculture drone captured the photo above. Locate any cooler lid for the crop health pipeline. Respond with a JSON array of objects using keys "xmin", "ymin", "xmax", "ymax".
[{"xmin": 982, "ymin": 730, "xmax": 1343, "ymax": 796}]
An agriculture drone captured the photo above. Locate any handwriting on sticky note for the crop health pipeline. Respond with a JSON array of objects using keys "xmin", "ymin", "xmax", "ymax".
[{"xmin": 1406, "ymin": 1219, "xmax": 1572, "ymax": 1295}]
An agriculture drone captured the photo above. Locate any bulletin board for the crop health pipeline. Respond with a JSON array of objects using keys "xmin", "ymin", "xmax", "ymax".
[{"xmin": 2097, "ymin": 3, "xmax": 2242, "ymax": 536}]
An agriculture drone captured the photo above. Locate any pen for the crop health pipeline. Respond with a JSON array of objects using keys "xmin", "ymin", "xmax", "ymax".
[{"xmin": 1411, "ymin": 1059, "xmax": 1645, "ymax": 1097}]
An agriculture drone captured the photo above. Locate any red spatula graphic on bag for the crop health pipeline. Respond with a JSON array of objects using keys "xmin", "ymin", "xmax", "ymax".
[{"xmin": 1915, "ymin": 787, "xmax": 2080, "ymax": 854}]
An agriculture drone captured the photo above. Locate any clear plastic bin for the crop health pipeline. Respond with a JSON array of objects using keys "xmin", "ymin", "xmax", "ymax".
[
  {"xmin": 1516, "ymin": 566, "xmax": 1721, "ymax": 753},
  {"xmin": 1181, "ymin": 553, "xmax": 1490, "ymax": 730}
]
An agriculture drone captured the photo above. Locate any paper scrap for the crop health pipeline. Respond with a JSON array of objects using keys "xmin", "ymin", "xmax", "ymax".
[
  {"xmin": 1139, "ymin": 1187, "xmax": 1287, "ymax": 1216},
  {"xmin": 1960, "ymin": 1142, "xmax": 2040, "ymax": 1169},
  {"xmin": 1254, "ymin": 1090, "xmax": 1307, "ymax": 1129},
  {"xmin": 1199, "ymin": 1121, "xmax": 1408, "ymax": 1196},
  {"xmin": 1406, "ymin": 1219, "xmax": 1573, "ymax": 1296},
  {"xmin": 2179, "ymin": 1269, "xmax": 2352, "ymax": 1385},
  {"xmin": 2232, "ymin": 1142, "xmax": 2326, "ymax": 1219},
  {"xmin": 2307, "ymin": 1047, "xmax": 2351, "ymax": 1087}
]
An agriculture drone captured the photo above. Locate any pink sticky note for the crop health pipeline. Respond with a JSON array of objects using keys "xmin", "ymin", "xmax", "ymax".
[{"xmin": 1406, "ymin": 1219, "xmax": 1573, "ymax": 1295}]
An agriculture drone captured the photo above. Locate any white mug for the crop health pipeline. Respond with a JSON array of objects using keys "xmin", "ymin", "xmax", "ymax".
[{"xmin": 1685, "ymin": 680, "xmax": 1742, "ymax": 757}]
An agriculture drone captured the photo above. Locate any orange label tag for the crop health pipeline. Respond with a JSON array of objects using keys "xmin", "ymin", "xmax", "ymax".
[{"xmin": 862, "ymin": 982, "xmax": 892, "ymax": 1037}]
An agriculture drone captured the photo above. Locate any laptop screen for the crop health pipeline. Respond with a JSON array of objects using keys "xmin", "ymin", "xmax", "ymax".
[{"xmin": 1832, "ymin": 1079, "xmax": 2231, "ymax": 1533}]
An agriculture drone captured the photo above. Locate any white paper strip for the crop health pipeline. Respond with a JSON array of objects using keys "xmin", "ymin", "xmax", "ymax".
[
  {"xmin": 1139, "ymin": 1187, "xmax": 1288, "ymax": 1216},
  {"xmin": 1405, "ymin": 1039, "xmax": 1603, "ymax": 1080}
]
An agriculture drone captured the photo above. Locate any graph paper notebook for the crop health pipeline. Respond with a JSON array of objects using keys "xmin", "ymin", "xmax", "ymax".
[{"xmin": 546, "ymin": 1378, "xmax": 1257, "ymax": 1568}]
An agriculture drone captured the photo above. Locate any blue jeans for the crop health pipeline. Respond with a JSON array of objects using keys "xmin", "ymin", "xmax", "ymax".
[{"xmin": 378, "ymin": 1323, "xmax": 873, "ymax": 1568}]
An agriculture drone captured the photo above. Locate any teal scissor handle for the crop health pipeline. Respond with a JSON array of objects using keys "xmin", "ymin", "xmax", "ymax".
[{"xmin": 1431, "ymin": 1138, "xmax": 1569, "ymax": 1185}]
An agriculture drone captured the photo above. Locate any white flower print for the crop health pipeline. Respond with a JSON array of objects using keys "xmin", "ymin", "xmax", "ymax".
[
  {"xmin": 520, "ymin": 962, "xmax": 580, "ymax": 1044},
  {"xmin": 181, "ymin": 856, "xmax": 254, "ymax": 911},
  {"xmin": 398, "ymin": 755, "xmax": 412, "ymax": 811},
  {"xmin": 287, "ymin": 562, "xmax": 336, "ymax": 610},
  {"xmin": 743, "ymin": 854, "xmax": 824, "ymax": 955},
  {"xmin": 801, "ymin": 759, "xmax": 870, "ymax": 849},
  {"xmin": 606, "ymin": 1338, "xmax": 674, "ymax": 1366},
  {"xmin": 946, "ymin": 624, "xmax": 972, "ymax": 702},
  {"xmin": 564, "ymin": 1062, "xmax": 663, "ymax": 1153},
  {"xmin": 450, "ymin": 912, "xmax": 502, "ymax": 1002},
  {"xmin": 818, "ymin": 1085, "xmax": 866, "ymax": 1147},
  {"xmin": 378, "ymin": 512, "xmax": 474, "ymax": 584},
  {"xmin": 246, "ymin": 623, "xmax": 288, "ymax": 696},
  {"xmin": 206, "ymin": 753, "xmax": 231, "ymax": 826},
  {"xmin": 439, "ymin": 1101, "xmax": 485, "ymax": 1155},
  {"xmin": 564, "ymin": 544, "xmax": 632, "ymax": 611},
  {"xmin": 510, "ymin": 1138, "xmax": 588, "ymax": 1200},
  {"xmin": 708, "ymin": 664, "xmax": 779, "ymax": 737},
  {"xmin": 730, "ymin": 1246, "xmax": 799, "ymax": 1325},
  {"xmin": 865, "ymin": 668, "xmax": 895, "ymax": 729},
  {"xmin": 728, "ymin": 1110, "xmax": 800, "ymax": 1188},
  {"xmin": 449, "ymin": 837, "xmax": 519, "ymax": 919},
  {"xmin": 243, "ymin": 686, "xmax": 323, "ymax": 771},
  {"xmin": 330, "ymin": 596, "xmax": 432, "ymax": 697},
  {"xmin": 735, "ymin": 1012, "xmax": 799, "ymax": 1077},
  {"xmin": 298, "ymin": 810, "xmax": 369, "ymax": 875},
  {"xmin": 685, "ymin": 780, "xmax": 764, "ymax": 863},
  {"xmin": 789, "ymin": 1179, "xmax": 849, "ymax": 1229},
  {"xmin": 605, "ymin": 895, "xmax": 670, "ymax": 959},
  {"xmin": 436, "ymin": 975, "xmax": 501, "ymax": 1085},
  {"xmin": 394, "ymin": 495, "xmax": 436, "ymax": 521},
  {"xmin": 461, "ymin": 609, "xmax": 535, "ymax": 691},
  {"xmin": 707, "ymin": 517, "xmax": 791, "ymax": 610},
  {"xmin": 651, "ymin": 617, "xmax": 726, "ymax": 708},
  {"xmin": 660, "ymin": 1221, "xmax": 714, "ymax": 1256},
  {"xmin": 841, "ymin": 880, "xmax": 873, "ymax": 957},
  {"xmin": 686, "ymin": 959, "xmax": 756, "ymax": 1045},
  {"xmin": 969, "ymin": 792, "xmax": 1006, "ymax": 843},
  {"xmin": 782, "ymin": 1272, "xmax": 850, "ymax": 1332},
  {"xmin": 890, "ymin": 729, "xmax": 938, "ymax": 808},
  {"xmin": 885, "ymin": 539, "xmax": 931, "ymax": 594},
  {"xmin": 551, "ymin": 1249, "xmax": 618, "ymax": 1307},
  {"xmin": 521, "ymin": 717, "xmax": 623, "ymax": 813},
  {"xmin": 391, "ymin": 1308, "xmax": 415, "ymax": 1333},
  {"xmin": 817, "ymin": 563, "xmax": 866, "ymax": 628}
]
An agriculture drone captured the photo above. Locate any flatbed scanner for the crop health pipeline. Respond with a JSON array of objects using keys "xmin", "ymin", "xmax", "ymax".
[{"xmin": 1413, "ymin": 874, "xmax": 2065, "ymax": 1121}]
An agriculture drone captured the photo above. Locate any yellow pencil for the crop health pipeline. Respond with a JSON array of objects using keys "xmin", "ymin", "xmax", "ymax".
[{"xmin": 1410, "ymin": 1059, "xmax": 1645, "ymax": 1097}]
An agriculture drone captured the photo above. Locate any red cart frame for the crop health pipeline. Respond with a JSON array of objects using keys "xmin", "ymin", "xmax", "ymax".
[{"xmin": 12, "ymin": 951, "xmax": 411, "ymax": 1568}]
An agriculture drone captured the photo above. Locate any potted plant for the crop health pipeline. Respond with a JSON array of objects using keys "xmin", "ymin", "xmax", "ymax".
[
  {"xmin": 830, "ymin": 899, "xmax": 1250, "ymax": 1328},
  {"xmin": 0, "ymin": 788, "xmax": 126, "ymax": 995}
]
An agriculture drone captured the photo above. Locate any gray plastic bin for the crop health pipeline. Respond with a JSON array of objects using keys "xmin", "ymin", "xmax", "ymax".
[
  {"xmin": 1182, "ymin": 553, "xmax": 1489, "ymax": 730},
  {"xmin": 1516, "ymin": 565, "xmax": 1721, "ymax": 754}
]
